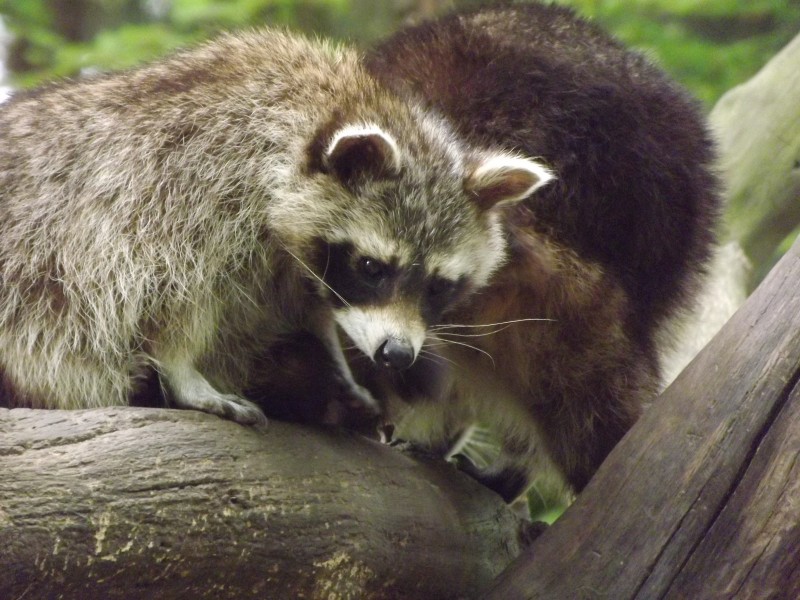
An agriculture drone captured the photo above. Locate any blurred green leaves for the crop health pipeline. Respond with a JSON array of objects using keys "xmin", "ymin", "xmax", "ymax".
[
  {"xmin": 0, "ymin": 0, "xmax": 356, "ymax": 87},
  {"xmin": 2, "ymin": 0, "xmax": 798, "ymax": 107},
  {"xmin": 555, "ymin": 0, "xmax": 800, "ymax": 106}
]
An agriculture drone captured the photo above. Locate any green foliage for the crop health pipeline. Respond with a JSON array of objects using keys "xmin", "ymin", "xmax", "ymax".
[
  {"xmin": 2, "ymin": 0, "xmax": 799, "ymax": 107},
  {"xmin": 554, "ymin": 0, "xmax": 800, "ymax": 106},
  {"xmin": 0, "ymin": 0, "xmax": 360, "ymax": 87}
]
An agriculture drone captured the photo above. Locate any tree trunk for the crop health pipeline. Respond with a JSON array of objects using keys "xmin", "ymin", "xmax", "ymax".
[
  {"xmin": 660, "ymin": 30, "xmax": 800, "ymax": 384},
  {"xmin": 484, "ymin": 234, "xmax": 800, "ymax": 599},
  {"xmin": 0, "ymin": 408, "xmax": 524, "ymax": 599},
  {"xmin": 712, "ymin": 31, "xmax": 800, "ymax": 287}
]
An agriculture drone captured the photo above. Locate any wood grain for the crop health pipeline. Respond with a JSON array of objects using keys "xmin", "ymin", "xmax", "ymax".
[{"xmin": 0, "ymin": 407, "xmax": 523, "ymax": 599}]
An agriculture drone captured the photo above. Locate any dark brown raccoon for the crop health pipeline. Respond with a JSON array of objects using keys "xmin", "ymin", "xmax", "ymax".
[{"xmin": 363, "ymin": 1, "xmax": 720, "ymax": 500}]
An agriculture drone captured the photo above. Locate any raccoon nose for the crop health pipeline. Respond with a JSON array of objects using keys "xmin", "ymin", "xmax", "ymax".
[{"xmin": 376, "ymin": 337, "xmax": 415, "ymax": 370}]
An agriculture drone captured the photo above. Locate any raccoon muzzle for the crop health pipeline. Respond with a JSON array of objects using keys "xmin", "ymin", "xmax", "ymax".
[{"xmin": 376, "ymin": 337, "xmax": 415, "ymax": 370}]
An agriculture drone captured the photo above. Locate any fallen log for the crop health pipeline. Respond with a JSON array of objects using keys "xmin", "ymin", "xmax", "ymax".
[{"xmin": 0, "ymin": 408, "xmax": 523, "ymax": 599}]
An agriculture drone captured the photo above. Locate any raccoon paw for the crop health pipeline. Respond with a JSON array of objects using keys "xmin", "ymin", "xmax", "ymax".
[
  {"xmin": 342, "ymin": 381, "xmax": 381, "ymax": 414},
  {"xmin": 388, "ymin": 439, "xmax": 446, "ymax": 460},
  {"xmin": 179, "ymin": 392, "xmax": 268, "ymax": 427},
  {"xmin": 451, "ymin": 454, "xmax": 530, "ymax": 503},
  {"xmin": 214, "ymin": 394, "xmax": 269, "ymax": 427},
  {"xmin": 162, "ymin": 362, "xmax": 268, "ymax": 427},
  {"xmin": 320, "ymin": 382, "xmax": 384, "ymax": 437}
]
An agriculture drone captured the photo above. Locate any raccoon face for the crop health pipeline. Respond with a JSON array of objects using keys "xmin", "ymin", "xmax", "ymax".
[
  {"xmin": 312, "ymin": 240, "xmax": 466, "ymax": 370},
  {"xmin": 308, "ymin": 121, "xmax": 553, "ymax": 370}
]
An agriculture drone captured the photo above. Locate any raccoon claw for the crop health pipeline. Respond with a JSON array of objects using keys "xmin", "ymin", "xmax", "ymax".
[
  {"xmin": 216, "ymin": 394, "xmax": 269, "ymax": 427},
  {"xmin": 178, "ymin": 391, "xmax": 268, "ymax": 427}
]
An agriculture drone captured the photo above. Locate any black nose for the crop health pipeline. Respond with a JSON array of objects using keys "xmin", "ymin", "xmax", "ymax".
[{"xmin": 375, "ymin": 338, "xmax": 415, "ymax": 370}]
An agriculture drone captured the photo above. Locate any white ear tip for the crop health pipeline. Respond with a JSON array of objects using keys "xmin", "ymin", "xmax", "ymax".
[
  {"xmin": 325, "ymin": 123, "xmax": 402, "ymax": 173},
  {"xmin": 468, "ymin": 153, "xmax": 555, "ymax": 208},
  {"xmin": 473, "ymin": 154, "xmax": 554, "ymax": 187}
]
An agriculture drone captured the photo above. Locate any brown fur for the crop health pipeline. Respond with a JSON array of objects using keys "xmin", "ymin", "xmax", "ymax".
[{"xmin": 364, "ymin": 2, "xmax": 720, "ymax": 499}]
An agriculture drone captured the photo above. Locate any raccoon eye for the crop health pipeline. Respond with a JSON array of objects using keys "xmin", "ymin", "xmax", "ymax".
[{"xmin": 358, "ymin": 257, "xmax": 388, "ymax": 281}]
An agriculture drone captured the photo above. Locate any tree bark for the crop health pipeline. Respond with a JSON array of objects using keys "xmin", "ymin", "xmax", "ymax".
[
  {"xmin": 660, "ymin": 30, "xmax": 800, "ymax": 384},
  {"xmin": 711, "ymin": 31, "xmax": 800, "ymax": 287},
  {"xmin": 0, "ymin": 408, "xmax": 524, "ymax": 599},
  {"xmin": 484, "ymin": 234, "xmax": 800, "ymax": 599}
]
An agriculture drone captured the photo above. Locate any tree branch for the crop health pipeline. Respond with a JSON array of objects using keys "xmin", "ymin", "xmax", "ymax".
[
  {"xmin": 0, "ymin": 408, "xmax": 524, "ymax": 599},
  {"xmin": 712, "ymin": 31, "xmax": 800, "ymax": 285}
]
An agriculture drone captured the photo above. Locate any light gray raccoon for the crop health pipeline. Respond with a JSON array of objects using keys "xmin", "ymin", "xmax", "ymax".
[
  {"xmin": 365, "ymin": 2, "xmax": 720, "ymax": 501},
  {"xmin": 0, "ymin": 27, "xmax": 553, "ymax": 425}
]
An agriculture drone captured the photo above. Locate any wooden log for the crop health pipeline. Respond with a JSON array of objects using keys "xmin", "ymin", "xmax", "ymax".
[
  {"xmin": 483, "ymin": 235, "xmax": 800, "ymax": 599},
  {"xmin": 0, "ymin": 408, "xmax": 524, "ymax": 599},
  {"xmin": 662, "ymin": 31, "xmax": 800, "ymax": 383},
  {"xmin": 712, "ymin": 31, "xmax": 800, "ymax": 286}
]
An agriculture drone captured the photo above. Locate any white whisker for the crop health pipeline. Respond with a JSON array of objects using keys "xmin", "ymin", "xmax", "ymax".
[
  {"xmin": 434, "ymin": 325, "xmax": 513, "ymax": 338},
  {"xmin": 435, "ymin": 338, "xmax": 496, "ymax": 368},
  {"xmin": 421, "ymin": 340, "xmax": 450, "ymax": 348},
  {"xmin": 419, "ymin": 348, "xmax": 459, "ymax": 368},
  {"xmin": 430, "ymin": 317, "xmax": 554, "ymax": 331},
  {"xmin": 281, "ymin": 245, "xmax": 350, "ymax": 308}
]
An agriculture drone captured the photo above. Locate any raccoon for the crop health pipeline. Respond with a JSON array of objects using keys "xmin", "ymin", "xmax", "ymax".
[
  {"xmin": 364, "ymin": 2, "xmax": 720, "ymax": 500},
  {"xmin": 0, "ymin": 28, "xmax": 553, "ymax": 425}
]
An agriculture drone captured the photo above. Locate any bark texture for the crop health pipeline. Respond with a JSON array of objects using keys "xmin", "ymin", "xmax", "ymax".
[
  {"xmin": 0, "ymin": 408, "xmax": 523, "ymax": 599},
  {"xmin": 712, "ymin": 31, "xmax": 800, "ymax": 285}
]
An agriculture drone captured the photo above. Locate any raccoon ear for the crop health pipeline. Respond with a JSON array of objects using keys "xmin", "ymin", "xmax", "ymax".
[
  {"xmin": 466, "ymin": 154, "xmax": 554, "ymax": 212},
  {"xmin": 322, "ymin": 124, "xmax": 401, "ymax": 184}
]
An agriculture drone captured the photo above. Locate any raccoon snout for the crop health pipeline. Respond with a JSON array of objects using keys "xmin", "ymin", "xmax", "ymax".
[{"xmin": 375, "ymin": 337, "xmax": 415, "ymax": 370}]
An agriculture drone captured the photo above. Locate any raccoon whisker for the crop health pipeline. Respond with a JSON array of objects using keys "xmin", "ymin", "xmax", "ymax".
[
  {"xmin": 434, "ymin": 338, "xmax": 496, "ymax": 368},
  {"xmin": 420, "ymin": 339, "xmax": 451, "ymax": 349},
  {"xmin": 430, "ymin": 318, "xmax": 554, "ymax": 331},
  {"xmin": 322, "ymin": 244, "xmax": 332, "ymax": 281},
  {"xmin": 418, "ymin": 348, "xmax": 460, "ymax": 368},
  {"xmin": 280, "ymin": 245, "xmax": 351, "ymax": 308},
  {"xmin": 343, "ymin": 345, "xmax": 368, "ymax": 356},
  {"xmin": 434, "ymin": 325, "xmax": 514, "ymax": 338}
]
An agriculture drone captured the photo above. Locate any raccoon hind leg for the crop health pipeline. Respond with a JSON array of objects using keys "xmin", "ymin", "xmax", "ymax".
[{"xmin": 452, "ymin": 449, "xmax": 534, "ymax": 504}]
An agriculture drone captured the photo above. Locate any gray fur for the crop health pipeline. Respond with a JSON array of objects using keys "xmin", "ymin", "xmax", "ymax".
[{"xmin": 0, "ymin": 28, "xmax": 549, "ymax": 423}]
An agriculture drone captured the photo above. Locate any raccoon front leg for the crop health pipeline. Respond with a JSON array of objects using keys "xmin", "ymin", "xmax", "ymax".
[
  {"xmin": 160, "ymin": 360, "xmax": 267, "ymax": 425},
  {"xmin": 240, "ymin": 331, "xmax": 379, "ymax": 435},
  {"xmin": 319, "ymin": 320, "xmax": 381, "ymax": 416}
]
